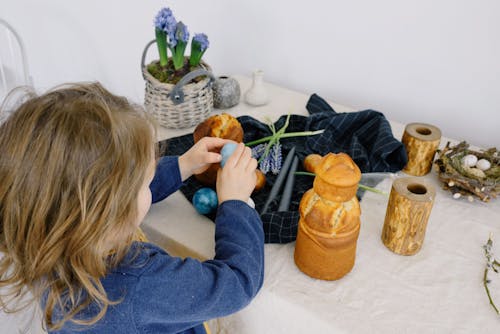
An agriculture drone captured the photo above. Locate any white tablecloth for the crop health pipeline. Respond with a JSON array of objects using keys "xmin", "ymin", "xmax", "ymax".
[
  {"xmin": 3, "ymin": 75, "xmax": 499, "ymax": 334},
  {"xmin": 145, "ymin": 76, "xmax": 500, "ymax": 333},
  {"xmin": 210, "ymin": 175, "xmax": 500, "ymax": 333}
]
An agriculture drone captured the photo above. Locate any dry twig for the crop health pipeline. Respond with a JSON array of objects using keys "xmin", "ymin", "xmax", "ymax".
[{"xmin": 434, "ymin": 141, "xmax": 499, "ymax": 202}]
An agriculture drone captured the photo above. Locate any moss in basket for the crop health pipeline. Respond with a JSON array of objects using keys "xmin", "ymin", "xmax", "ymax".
[
  {"xmin": 147, "ymin": 59, "xmax": 207, "ymax": 85},
  {"xmin": 150, "ymin": 7, "xmax": 210, "ymax": 84}
]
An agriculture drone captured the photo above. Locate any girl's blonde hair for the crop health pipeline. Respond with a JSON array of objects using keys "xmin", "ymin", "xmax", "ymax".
[{"xmin": 0, "ymin": 82, "xmax": 156, "ymax": 330}]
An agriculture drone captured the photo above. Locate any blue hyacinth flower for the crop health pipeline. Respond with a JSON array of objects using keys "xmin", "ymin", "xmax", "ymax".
[
  {"xmin": 251, "ymin": 144, "xmax": 267, "ymax": 160},
  {"xmin": 193, "ymin": 33, "xmax": 210, "ymax": 52},
  {"xmin": 175, "ymin": 21, "xmax": 190, "ymax": 43},
  {"xmin": 270, "ymin": 143, "xmax": 283, "ymax": 175},
  {"xmin": 154, "ymin": 8, "xmax": 177, "ymax": 34}
]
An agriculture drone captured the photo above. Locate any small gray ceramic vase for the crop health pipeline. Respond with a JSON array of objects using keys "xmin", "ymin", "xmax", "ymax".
[{"xmin": 213, "ymin": 76, "xmax": 241, "ymax": 109}]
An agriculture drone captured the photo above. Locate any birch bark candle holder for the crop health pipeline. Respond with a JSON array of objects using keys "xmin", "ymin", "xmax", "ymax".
[
  {"xmin": 402, "ymin": 123, "xmax": 441, "ymax": 176},
  {"xmin": 381, "ymin": 177, "xmax": 436, "ymax": 255}
]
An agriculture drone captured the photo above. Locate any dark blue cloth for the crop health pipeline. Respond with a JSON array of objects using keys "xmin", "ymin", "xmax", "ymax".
[
  {"xmin": 239, "ymin": 94, "xmax": 407, "ymax": 172},
  {"xmin": 50, "ymin": 157, "xmax": 265, "ymax": 334},
  {"xmin": 158, "ymin": 94, "xmax": 407, "ymax": 244},
  {"xmin": 304, "ymin": 93, "xmax": 407, "ymax": 171}
]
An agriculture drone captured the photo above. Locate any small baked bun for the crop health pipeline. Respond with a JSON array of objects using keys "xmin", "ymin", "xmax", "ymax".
[
  {"xmin": 192, "ymin": 114, "xmax": 244, "ymax": 186},
  {"xmin": 253, "ymin": 169, "xmax": 266, "ymax": 192},
  {"xmin": 303, "ymin": 154, "xmax": 323, "ymax": 173},
  {"xmin": 193, "ymin": 113, "xmax": 244, "ymax": 143},
  {"xmin": 313, "ymin": 153, "xmax": 361, "ymax": 202}
]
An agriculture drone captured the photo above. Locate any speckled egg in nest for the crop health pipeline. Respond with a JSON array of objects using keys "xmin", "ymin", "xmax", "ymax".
[{"xmin": 434, "ymin": 141, "xmax": 499, "ymax": 202}]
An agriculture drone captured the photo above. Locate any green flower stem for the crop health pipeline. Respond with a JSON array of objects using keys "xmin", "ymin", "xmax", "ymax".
[
  {"xmin": 189, "ymin": 43, "xmax": 204, "ymax": 67},
  {"xmin": 246, "ymin": 114, "xmax": 324, "ymax": 165},
  {"xmin": 493, "ymin": 260, "xmax": 500, "ymax": 274},
  {"xmin": 293, "ymin": 171, "xmax": 316, "ymax": 176},
  {"xmin": 483, "ymin": 235, "xmax": 500, "ymax": 315},
  {"xmin": 484, "ymin": 268, "xmax": 500, "ymax": 314},
  {"xmin": 246, "ymin": 114, "xmax": 285, "ymax": 148},
  {"xmin": 358, "ymin": 183, "xmax": 389, "ymax": 195},
  {"xmin": 171, "ymin": 41, "xmax": 187, "ymax": 70},
  {"xmin": 245, "ymin": 130, "xmax": 325, "ymax": 147},
  {"xmin": 155, "ymin": 29, "xmax": 168, "ymax": 67},
  {"xmin": 189, "ymin": 50, "xmax": 204, "ymax": 67},
  {"xmin": 254, "ymin": 115, "xmax": 290, "ymax": 163},
  {"xmin": 294, "ymin": 171, "xmax": 389, "ymax": 196}
]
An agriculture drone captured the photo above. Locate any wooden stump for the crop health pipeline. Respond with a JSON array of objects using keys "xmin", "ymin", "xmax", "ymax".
[
  {"xmin": 402, "ymin": 123, "xmax": 441, "ymax": 176},
  {"xmin": 382, "ymin": 177, "xmax": 436, "ymax": 255}
]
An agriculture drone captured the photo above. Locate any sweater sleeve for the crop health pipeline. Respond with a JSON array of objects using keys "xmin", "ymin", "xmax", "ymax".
[
  {"xmin": 132, "ymin": 200, "xmax": 265, "ymax": 333},
  {"xmin": 150, "ymin": 156, "xmax": 183, "ymax": 203}
]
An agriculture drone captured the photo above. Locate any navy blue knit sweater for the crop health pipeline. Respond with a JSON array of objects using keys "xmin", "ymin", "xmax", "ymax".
[{"xmin": 50, "ymin": 156, "xmax": 265, "ymax": 333}]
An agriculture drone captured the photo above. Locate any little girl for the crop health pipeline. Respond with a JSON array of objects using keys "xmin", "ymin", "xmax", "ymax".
[{"xmin": 0, "ymin": 83, "xmax": 264, "ymax": 333}]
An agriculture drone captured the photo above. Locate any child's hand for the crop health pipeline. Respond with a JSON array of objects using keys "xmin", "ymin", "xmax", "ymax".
[
  {"xmin": 216, "ymin": 143, "xmax": 257, "ymax": 203},
  {"xmin": 179, "ymin": 137, "xmax": 230, "ymax": 181}
]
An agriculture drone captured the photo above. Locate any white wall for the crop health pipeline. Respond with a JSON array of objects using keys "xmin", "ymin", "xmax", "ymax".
[{"xmin": 1, "ymin": 0, "xmax": 499, "ymax": 148}]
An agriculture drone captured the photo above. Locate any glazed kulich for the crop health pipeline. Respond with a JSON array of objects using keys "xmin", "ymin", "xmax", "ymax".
[
  {"xmin": 300, "ymin": 153, "xmax": 362, "ymax": 235},
  {"xmin": 299, "ymin": 189, "xmax": 361, "ymax": 236},
  {"xmin": 193, "ymin": 113, "xmax": 243, "ymax": 143},
  {"xmin": 294, "ymin": 190, "xmax": 361, "ymax": 281},
  {"xmin": 313, "ymin": 152, "xmax": 361, "ymax": 203},
  {"xmin": 294, "ymin": 152, "xmax": 362, "ymax": 281},
  {"xmin": 192, "ymin": 113, "xmax": 244, "ymax": 186}
]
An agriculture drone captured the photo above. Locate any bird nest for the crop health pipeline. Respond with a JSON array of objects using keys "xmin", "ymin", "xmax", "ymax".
[{"xmin": 434, "ymin": 141, "xmax": 499, "ymax": 202}]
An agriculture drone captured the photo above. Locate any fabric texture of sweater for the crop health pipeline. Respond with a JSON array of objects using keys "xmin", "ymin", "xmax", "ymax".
[{"xmin": 50, "ymin": 156, "xmax": 265, "ymax": 333}]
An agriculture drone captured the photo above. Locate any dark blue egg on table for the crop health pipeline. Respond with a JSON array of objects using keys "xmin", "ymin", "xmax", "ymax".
[
  {"xmin": 220, "ymin": 142, "xmax": 238, "ymax": 168},
  {"xmin": 192, "ymin": 187, "xmax": 218, "ymax": 215}
]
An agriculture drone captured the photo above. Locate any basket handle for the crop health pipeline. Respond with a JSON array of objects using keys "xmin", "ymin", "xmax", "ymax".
[
  {"xmin": 170, "ymin": 69, "xmax": 215, "ymax": 105},
  {"xmin": 141, "ymin": 39, "xmax": 157, "ymax": 76},
  {"xmin": 141, "ymin": 39, "xmax": 215, "ymax": 105}
]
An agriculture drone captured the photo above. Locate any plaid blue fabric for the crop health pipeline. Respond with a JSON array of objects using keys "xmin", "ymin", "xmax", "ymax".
[{"xmin": 159, "ymin": 94, "xmax": 407, "ymax": 243}]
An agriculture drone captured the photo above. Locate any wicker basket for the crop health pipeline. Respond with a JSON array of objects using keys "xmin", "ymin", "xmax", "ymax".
[{"xmin": 141, "ymin": 40, "xmax": 215, "ymax": 129}]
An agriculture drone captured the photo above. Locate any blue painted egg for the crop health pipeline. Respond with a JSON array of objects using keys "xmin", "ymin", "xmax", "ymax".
[
  {"xmin": 220, "ymin": 142, "xmax": 238, "ymax": 168},
  {"xmin": 192, "ymin": 187, "xmax": 218, "ymax": 215}
]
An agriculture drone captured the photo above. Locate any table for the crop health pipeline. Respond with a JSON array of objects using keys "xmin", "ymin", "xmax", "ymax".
[
  {"xmin": 143, "ymin": 75, "xmax": 358, "ymax": 259},
  {"xmin": 143, "ymin": 75, "xmax": 500, "ymax": 333}
]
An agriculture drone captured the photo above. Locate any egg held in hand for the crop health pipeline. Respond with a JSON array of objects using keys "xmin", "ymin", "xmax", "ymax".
[
  {"xmin": 192, "ymin": 187, "xmax": 218, "ymax": 215},
  {"xmin": 193, "ymin": 113, "xmax": 244, "ymax": 186},
  {"xmin": 220, "ymin": 143, "xmax": 266, "ymax": 192},
  {"xmin": 220, "ymin": 143, "xmax": 257, "ymax": 208},
  {"xmin": 220, "ymin": 142, "xmax": 238, "ymax": 168}
]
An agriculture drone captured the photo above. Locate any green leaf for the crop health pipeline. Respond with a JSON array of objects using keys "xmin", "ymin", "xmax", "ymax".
[
  {"xmin": 172, "ymin": 41, "xmax": 187, "ymax": 70},
  {"xmin": 245, "ymin": 130, "xmax": 324, "ymax": 146},
  {"xmin": 189, "ymin": 42, "xmax": 205, "ymax": 67},
  {"xmin": 155, "ymin": 28, "xmax": 168, "ymax": 67},
  {"xmin": 293, "ymin": 171, "xmax": 388, "ymax": 196}
]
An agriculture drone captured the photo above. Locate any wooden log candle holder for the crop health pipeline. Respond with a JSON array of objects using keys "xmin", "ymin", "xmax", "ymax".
[
  {"xmin": 381, "ymin": 177, "xmax": 436, "ymax": 255},
  {"xmin": 402, "ymin": 123, "xmax": 441, "ymax": 176}
]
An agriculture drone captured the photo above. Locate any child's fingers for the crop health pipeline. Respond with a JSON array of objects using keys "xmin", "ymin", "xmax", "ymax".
[
  {"xmin": 246, "ymin": 157, "xmax": 258, "ymax": 172},
  {"xmin": 224, "ymin": 143, "xmax": 245, "ymax": 168},
  {"xmin": 202, "ymin": 137, "xmax": 232, "ymax": 150},
  {"xmin": 204, "ymin": 152, "xmax": 223, "ymax": 164},
  {"xmin": 234, "ymin": 146, "xmax": 252, "ymax": 169}
]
